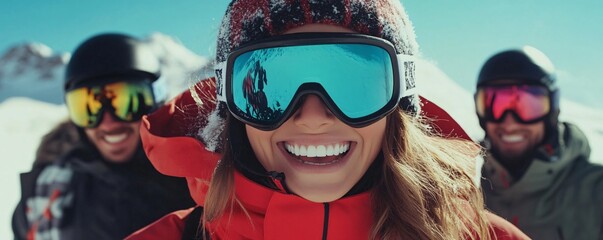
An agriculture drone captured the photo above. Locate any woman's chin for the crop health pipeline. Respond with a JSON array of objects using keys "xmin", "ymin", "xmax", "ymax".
[
  {"xmin": 299, "ymin": 192, "xmax": 344, "ymax": 203},
  {"xmin": 287, "ymin": 181, "xmax": 350, "ymax": 203}
]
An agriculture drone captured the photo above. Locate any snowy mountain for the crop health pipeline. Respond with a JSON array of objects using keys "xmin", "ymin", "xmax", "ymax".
[
  {"xmin": 144, "ymin": 32, "xmax": 212, "ymax": 101},
  {"xmin": 0, "ymin": 32, "xmax": 212, "ymax": 104},
  {"xmin": 0, "ymin": 42, "xmax": 68, "ymax": 81},
  {"xmin": 0, "ymin": 43, "xmax": 69, "ymax": 103}
]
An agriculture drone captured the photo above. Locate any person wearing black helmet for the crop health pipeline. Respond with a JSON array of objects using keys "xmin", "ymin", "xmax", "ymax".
[
  {"xmin": 475, "ymin": 46, "xmax": 603, "ymax": 239},
  {"xmin": 11, "ymin": 33, "xmax": 194, "ymax": 240}
]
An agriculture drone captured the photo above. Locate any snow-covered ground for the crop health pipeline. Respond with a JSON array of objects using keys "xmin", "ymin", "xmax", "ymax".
[
  {"xmin": 2, "ymin": 61, "xmax": 603, "ymax": 239},
  {"xmin": 0, "ymin": 98, "xmax": 67, "ymax": 238}
]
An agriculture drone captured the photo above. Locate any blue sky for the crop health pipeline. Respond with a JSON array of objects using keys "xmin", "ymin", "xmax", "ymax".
[{"xmin": 1, "ymin": 1, "xmax": 602, "ymax": 108}]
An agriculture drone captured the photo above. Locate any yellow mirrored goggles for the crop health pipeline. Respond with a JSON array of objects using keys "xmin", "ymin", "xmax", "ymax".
[{"xmin": 65, "ymin": 81, "xmax": 155, "ymax": 128}]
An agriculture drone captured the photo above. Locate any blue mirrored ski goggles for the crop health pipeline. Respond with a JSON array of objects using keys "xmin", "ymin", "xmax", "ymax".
[{"xmin": 215, "ymin": 33, "xmax": 417, "ymax": 131}]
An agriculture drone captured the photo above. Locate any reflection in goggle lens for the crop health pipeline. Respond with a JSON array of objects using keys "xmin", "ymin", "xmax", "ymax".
[
  {"xmin": 476, "ymin": 85, "xmax": 550, "ymax": 123},
  {"xmin": 229, "ymin": 43, "xmax": 397, "ymax": 129},
  {"xmin": 66, "ymin": 81, "xmax": 155, "ymax": 128}
]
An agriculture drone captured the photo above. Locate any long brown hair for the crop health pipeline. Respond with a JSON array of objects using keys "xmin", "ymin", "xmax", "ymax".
[
  {"xmin": 372, "ymin": 110, "xmax": 490, "ymax": 239},
  {"xmin": 203, "ymin": 108, "xmax": 491, "ymax": 240}
]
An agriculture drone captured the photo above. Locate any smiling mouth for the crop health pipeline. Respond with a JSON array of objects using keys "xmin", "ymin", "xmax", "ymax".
[
  {"xmin": 100, "ymin": 127, "xmax": 132, "ymax": 144},
  {"xmin": 284, "ymin": 142, "xmax": 350, "ymax": 166},
  {"xmin": 501, "ymin": 134, "xmax": 525, "ymax": 143},
  {"xmin": 103, "ymin": 133, "xmax": 129, "ymax": 143}
]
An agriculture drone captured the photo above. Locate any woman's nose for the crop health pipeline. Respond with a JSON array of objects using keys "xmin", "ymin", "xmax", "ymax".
[{"xmin": 292, "ymin": 94, "xmax": 336, "ymax": 130}]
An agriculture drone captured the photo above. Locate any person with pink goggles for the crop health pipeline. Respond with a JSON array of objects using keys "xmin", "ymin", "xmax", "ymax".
[{"xmin": 475, "ymin": 46, "xmax": 603, "ymax": 239}]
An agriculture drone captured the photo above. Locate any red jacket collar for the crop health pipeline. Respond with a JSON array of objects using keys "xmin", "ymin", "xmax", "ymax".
[{"xmin": 205, "ymin": 170, "xmax": 373, "ymax": 239}]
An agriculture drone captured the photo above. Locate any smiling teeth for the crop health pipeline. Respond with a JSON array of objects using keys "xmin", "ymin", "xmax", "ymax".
[
  {"xmin": 501, "ymin": 134, "xmax": 524, "ymax": 143},
  {"xmin": 285, "ymin": 143, "xmax": 349, "ymax": 157},
  {"xmin": 104, "ymin": 133, "xmax": 128, "ymax": 143}
]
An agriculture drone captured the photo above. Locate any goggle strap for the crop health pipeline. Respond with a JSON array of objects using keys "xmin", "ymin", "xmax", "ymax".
[
  {"xmin": 397, "ymin": 54, "xmax": 417, "ymax": 98},
  {"xmin": 215, "ymin": 54, "xmax": 418, "ymax": 102},
  {"xmin": 215, "ymin": 61, "xmax": 227, "ymax": 102}
]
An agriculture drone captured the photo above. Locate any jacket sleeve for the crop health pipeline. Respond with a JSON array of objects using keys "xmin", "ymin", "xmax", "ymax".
[
  {"xmin": 140, "ymin": 78, "xmax": 221, "ymax": 180},
  {"xmin": 486, "ymin": 211, "xmax": 531, "ymax": 240},
  {"xmin": 125, "ymin": 207, "xmax": 198, "ymax": 240},
  {"xmin": 12, "ymin": 167, "xmax": 45, "ymax": 240},
  {"xmin": 140, "ymin": 79, "xmax": 222, "ymax": 207},
  {"xmin": 12, "ymin": 199, "xmax": 28, "ymax": 240}
]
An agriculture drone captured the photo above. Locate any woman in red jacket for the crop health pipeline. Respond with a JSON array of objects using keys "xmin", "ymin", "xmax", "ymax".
[{"xmin": 128, "ymin": 0, "xmax": 530, "ymax": 239}]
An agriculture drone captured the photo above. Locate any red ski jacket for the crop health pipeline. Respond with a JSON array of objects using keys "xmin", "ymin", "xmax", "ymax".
[{"xmin": 127, "ymin": 78, "xmax": 530, "ymax": 240}]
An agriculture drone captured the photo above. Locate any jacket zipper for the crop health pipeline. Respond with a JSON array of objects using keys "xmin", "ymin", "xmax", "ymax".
[
  {"xmin": 271, "ymin": 173, "xmax": 331, "ymax": 239},
  {"xmin": 322, "ymin": 203, "xmax": 330, "ymax": 240},
  {"xmin": 270, "ymin": 175, "xmax": 329, "ymax": 240},
  {"xmin": 269, "ymin": 171, "xmax": 288, "ymax": 193}
]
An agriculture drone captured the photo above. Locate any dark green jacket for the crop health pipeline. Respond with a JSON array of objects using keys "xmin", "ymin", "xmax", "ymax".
[{"xmin": 482, "ymin": 122, "xmax": 603, "ymax": 240}]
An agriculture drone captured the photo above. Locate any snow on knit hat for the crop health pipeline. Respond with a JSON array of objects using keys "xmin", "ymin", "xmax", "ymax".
[{"xmin": 216, "ymin": 0, "xmax": 419, "ymax": 62}]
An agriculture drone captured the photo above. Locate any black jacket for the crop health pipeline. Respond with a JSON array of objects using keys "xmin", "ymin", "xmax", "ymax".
[{"xmin": 12, "ymin": 120, "xmax": 195, "ymax": 240}]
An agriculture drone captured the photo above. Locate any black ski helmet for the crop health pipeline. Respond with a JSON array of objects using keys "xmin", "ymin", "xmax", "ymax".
[
  {"xmin": 64, "ymin": 33, "xmax": 160, "ymax": 91},
  {"xmin": 475, "ymin": 46, "xmax": 560, "ymax": 133}
]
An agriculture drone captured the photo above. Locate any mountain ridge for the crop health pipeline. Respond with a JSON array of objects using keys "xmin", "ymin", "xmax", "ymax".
[{"xmin": 0, "ymin": 32, "xmax": 211, "ymax": 104}]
